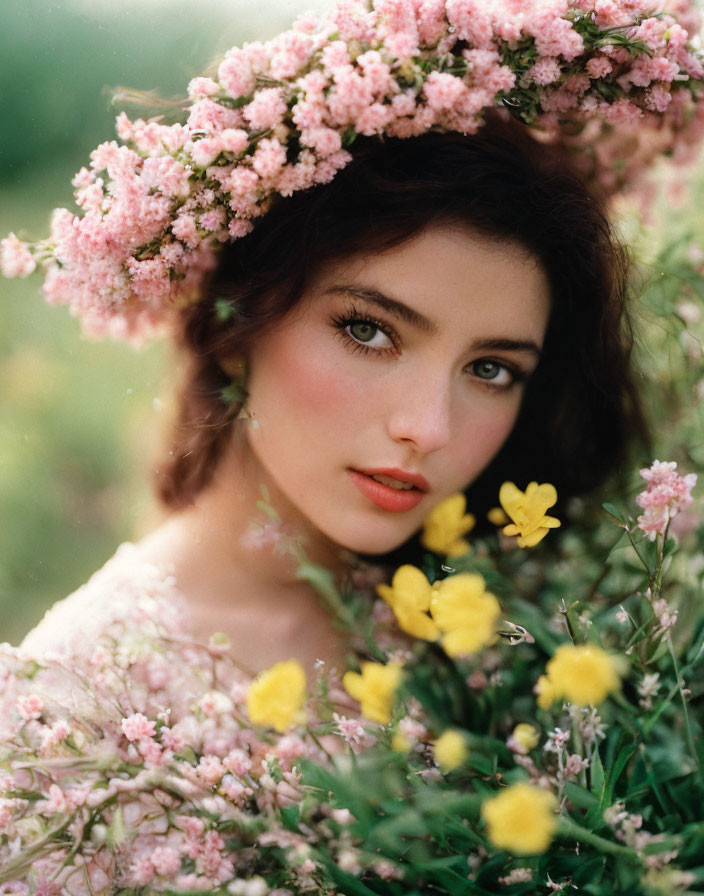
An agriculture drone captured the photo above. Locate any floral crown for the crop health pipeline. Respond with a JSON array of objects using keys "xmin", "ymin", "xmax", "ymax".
[{"xmin": 2, "ymin": 0, "xmax": 704, "ymax": 341}]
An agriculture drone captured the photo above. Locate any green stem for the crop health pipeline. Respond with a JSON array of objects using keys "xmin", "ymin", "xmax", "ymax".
[
  {"xmin": 557, "ymin": 818, "xmax": 640, "ymax": 860},
  {"xmin": 0, "ymin": 820, "xmax": 70, "ymax": 881},
  {"xmin": 666, "ymin": 633, "xmax": 701, "ymax": 775}
]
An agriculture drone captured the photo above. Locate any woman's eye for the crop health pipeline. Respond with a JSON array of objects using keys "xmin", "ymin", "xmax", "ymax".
[
  {"xmin": 346, "ymin": 320, "xmax": 393, "ymax": 349},
  {"xmin": 470, "ymin": 360, "xmax": 514, "ymax": 386}
]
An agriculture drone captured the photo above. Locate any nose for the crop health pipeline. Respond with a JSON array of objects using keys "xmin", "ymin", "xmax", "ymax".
[{"xmin": 386, "ymin": 375, "xmax": 453, "ymax": 455}]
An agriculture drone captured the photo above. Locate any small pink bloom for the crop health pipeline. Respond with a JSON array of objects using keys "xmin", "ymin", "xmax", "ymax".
[
  {"xmin": 121, "ymin": 712, "xmax": 156, "ymax": 742},
  {"xmin": 151, "ymin": 846, "xmax": 181, "ymax": 877},
  {"xmin": 220, "ymin": 128, "xmax": 250, "ymax": 154},
  {"xmin": 0, "ymin": 234, "xmax": 36, "ymax": 278},
  {"xmin": 243, "ymin": 87, "xmax": 287, "ymax": 130},
  {"xmin": 218, "ymin": 48, "xmax": 256, "ymax": 99},
  {"xmin": 586, "ymin": 56, "xmax": 613, "ymax": 79},
  {"xmin": 252, "ymin": 137, "xmax": 288, "ymax": 178},
  {"xmin": 188, "ymin": 76, "xmax": 220, "ymax": 98},
  {"xmin": 16, "ymin": 693, "xmax": 43, "ymax": 720},
  {"xmin": 197, "ymin": 755, "xmax": 226, "ymax": 785},
  {"xmin": 530, "ymin": 57, "xmax": 562, "ymax": 86},
  {"xmin": 423, "ymin": 72, "xmax": 467, "ymax": 111}
]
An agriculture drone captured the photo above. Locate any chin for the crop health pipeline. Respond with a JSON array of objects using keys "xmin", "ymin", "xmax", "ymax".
[{"xmin": 327, "ymin": 520, "xmax": 417, "ymax": 557}]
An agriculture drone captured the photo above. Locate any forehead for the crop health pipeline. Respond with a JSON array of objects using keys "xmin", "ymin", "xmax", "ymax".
[{"xmin": 308, "ymin": 223, "xmax": 551, "ymax": 343}]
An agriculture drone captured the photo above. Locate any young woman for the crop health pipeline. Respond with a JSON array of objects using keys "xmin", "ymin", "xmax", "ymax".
[
  {"xmin": 4, "ymin": 3, "xmax": 704, "ymax": 891},
  {"xmin": 18, "ymin": 119, "xmax": 645, "ymax": 677}
]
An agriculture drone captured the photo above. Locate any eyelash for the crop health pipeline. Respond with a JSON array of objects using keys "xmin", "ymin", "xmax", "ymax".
[{"xmin": 330, "ymin": 304, "xmax": 528, "ymax": 389}]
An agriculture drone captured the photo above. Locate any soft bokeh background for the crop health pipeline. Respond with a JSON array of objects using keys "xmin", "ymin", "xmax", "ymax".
[
  {"xmin": 1, "ymin": 0, "xmax": 703, "ymax": 646},
  {"xmin": 0, "ymin": 0, "xmax": 335, "ymax": 643}
]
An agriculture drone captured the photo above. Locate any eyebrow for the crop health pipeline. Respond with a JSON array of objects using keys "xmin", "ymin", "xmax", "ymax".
[{"xmin": 324, "ymin": 284, "xmax": 543, "ymax": 358}]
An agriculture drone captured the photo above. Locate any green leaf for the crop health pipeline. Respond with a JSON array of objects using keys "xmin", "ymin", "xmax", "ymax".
[
  {"xmin": 106, "ymin": 805, "xmax": 126, "ymax": 849},
  {"xmin": 602, "ymin": 503, "xmax": 627, "ymax": 526},
  {"xmin": 590, "ymin": 746, "xmax": 605, "ymax": 800},
  {"xmin": 565, "ymin": 782, "xmax": 600, "ymax": 810}
]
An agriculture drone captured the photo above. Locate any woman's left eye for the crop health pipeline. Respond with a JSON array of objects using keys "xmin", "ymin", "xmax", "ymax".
[{"xmin": 468, "ymin": 360, "xmax": 515, "ymax": 387}]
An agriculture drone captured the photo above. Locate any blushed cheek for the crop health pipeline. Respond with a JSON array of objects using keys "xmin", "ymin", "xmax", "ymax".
[
  {"xmin": 456, "ymin": 407, "xmax": 520, "ymax": 484},
  {"xmin": 254, "ymin": 335, "xmax": 361, "ymax": 422}
]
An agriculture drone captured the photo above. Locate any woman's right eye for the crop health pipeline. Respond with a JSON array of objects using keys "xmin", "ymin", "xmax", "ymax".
[{"xmin": 346, "ymin": 320, "xmax": 392, "ymax": 348}]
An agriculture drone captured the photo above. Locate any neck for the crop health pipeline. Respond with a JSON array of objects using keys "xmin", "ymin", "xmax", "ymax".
[{"xmin": 137, "ymin": 427, "xmax": 352, "ymax": 675}]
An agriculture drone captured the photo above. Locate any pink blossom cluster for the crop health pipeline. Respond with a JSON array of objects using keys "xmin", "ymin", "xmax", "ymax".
[
  {"xmin": 0, "ymin": 616, "xmax": 353, "ymax": 894},
  {"xmin": 2, "ymin": 0, "xmax": 704, "ymax": 341},
  {"xmin": 636, "ymin": 459, "xmax": 698, "ymax": 539}
]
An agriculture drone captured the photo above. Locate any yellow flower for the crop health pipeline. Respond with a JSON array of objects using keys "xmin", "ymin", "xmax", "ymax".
[
  {"xmin": 433, "ymin": 729, "xmax": 468, "ymax": 772},
  {"xmin": 342, "ymin": 662, "xmax": 404, "ymax": 725},
  {"xmin": 421, "ymin": 493, "xmax": 475, "ymax": 557},
  {"xmin": 391, "ymin": 731, "xmax": 411, "ymax": 753},
  {"xmin": 481, "ymin": 783, "xmax": 558, "ymax": 855},
  {"xmin": 246, "ymin": 659, "xmax": 307, "ymax": 733},
  {"xmin": 487, "ymin": 506, "xmax": 510, "ymax": 526},
  {"xmin": 535, "ymin": 674, "xmax": 558, "ymax": 711},
  {"xmin": 499, "ymin": 481, "xmax": 561, "ymax": 548},
  {"xmin": 543, "ymin": 644, "xmax": 621, "ymax": 707},
  {"xmin": 512, "ymin": 723, "xmax": 540, "ymax": 752},
  {"xmin": 429, "ymin": 573, "xmax": 501, "ymax": 657},
  {"xmin": 377, "ymin": 565, "xmax": 440, "ymax": 642}
]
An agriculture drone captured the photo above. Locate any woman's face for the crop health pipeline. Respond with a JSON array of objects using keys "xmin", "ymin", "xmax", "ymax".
[{"xmin": 241, "ymin": 223, "xmax": 551, "ymax": 555}]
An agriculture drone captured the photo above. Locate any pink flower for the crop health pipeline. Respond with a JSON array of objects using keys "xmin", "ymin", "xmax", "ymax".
[
  {"xmin": 354, "ymin": 102, "xmax": 393, "ymax": 135},
  {"xmin": 197, "ymin": 755, "xmax": 226, "ymax": 785},
  {"xmin": 243, "ymin": 88, "xmax": 287, "ymax": 130},
  {"xmin": 172, "ymin": 213, "xmax": 200, "ymax": 248},
  {"xmin": 252, "ymin": 137, "xmax": 287, "ymax": 178},
  {"xmin": 121, "ymin": 712, "xmax": 157, "ymax": 742},
  {"xmin": 269, "ymin": 31, "xmax": 315, "ymax": 79},
  {"xmin": 423, "ymin": 72, "xmax": 467, "ymax": 111},
  {"xmin": 141, "ymin": 157, "xmax": 191, "ymax": 198},
  {"xmin": 646, "ymin": 84, "xmax": 673, "ymax": 113},
  {"xmin": 636, "ymin": 460, "xmax": 697, "ymax": 540},
  {"xmin": 43, "ymin": 784, "xmax": 68, "ymax": 815},
  {"xmin": 220, "ymin": 128, "xmax": 250, "ymax": 155},
  {"xmin": 218, "ymin": 48, "xmax": 256, "ymax": 99},
  {"xmin": 0, "ymin": 234, "xmax": 36, "ymax": 278},
  {"xmin": 384, "ymin": 31, "xmax": 419, "ymax": 58},
  {"xmin": 530, "ymin": 57, "xmax": 562, "ymax": 85},
  {"xmin": 188, "ymin": 77, "xmax": 220, "ymax": 98},
  {"xmin": 601, "ymin": 99, "xmax": 644, "ymax": 125},
  {"xmin": 16, "ymin": 693, "xmax": 43, "ymax": 720},
  {"xmin": 445, "ymin": 0, "xmax": 493, "ymax": 48},
  {"xmin": 151, "ymin": 846, "xmax": 181, "ymax": 877},
  {"xmin": 586, "ymin": 56, "xmax": 613, "ymax": 79},
  {"xmin": 190, "ymin": 137, "xmax": 223, "ymax": 169}
]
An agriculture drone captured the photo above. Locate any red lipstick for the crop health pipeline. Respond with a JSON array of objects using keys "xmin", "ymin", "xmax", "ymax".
[{"xmin": 347, "ymin": 467, "xmax": 428, "ymax": 513}]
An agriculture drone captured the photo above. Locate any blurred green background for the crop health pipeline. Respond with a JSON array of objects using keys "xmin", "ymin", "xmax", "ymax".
[
  {"xmin": 0, "ymin": 0, "xmax": 336, "ymax": 643},
  {"xmin": 1, "ymin": 0, "xmax": 703, "ymax": 647}
]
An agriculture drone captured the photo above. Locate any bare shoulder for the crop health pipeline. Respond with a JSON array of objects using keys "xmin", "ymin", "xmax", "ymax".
[{"xmin": 19, "ymin": 542, "xmax": 188, "ymax": 660}]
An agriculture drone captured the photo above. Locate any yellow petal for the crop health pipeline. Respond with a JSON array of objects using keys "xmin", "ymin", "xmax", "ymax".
[
  {"xmin": 342, "ymin": 662, "xmax": 404, "ymax": 725},
  {"xmin": 421, "ymin": 493, "xmax": 475, "ymax": 555},
  {"xmin": 442, "ymin": 625, "xmax": 497, "ymax": 657},
  {"xmin": 247, "ymin": 659, "xmax": 307, "ymax": 733},
  {"xmin": 433, "ymin": 729, "xmax": 468, "ymax": 771},
  {"xmin": 487, "ymin": 507, "xmax": 509, "ymax": 526},
  {"xmin": 430, "ymin": 574, "xmax": 501, "ymax": 637},
  {"xmin": 395, "ymin": 607, "xmax": 440, "ymax": 642},
  {"xmin": 498, "ymin": 481, "xmax": 525, "ymax": 519},
  {"xmin": 384, "ymin": 564, "xmax": 434, "ymax": 611},
  {"xmin": 482, "ymin": 783, "xmax": 557, "ymax": 854}
]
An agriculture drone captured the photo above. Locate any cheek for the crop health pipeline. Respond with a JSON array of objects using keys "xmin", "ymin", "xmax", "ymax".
[
  {"xmin": 249, "ymin": 330, "xmax": 362, "ymax": 426},
  {"xmin": 451, "ymin": 400, "xmax": 521, "ymax": 480}
]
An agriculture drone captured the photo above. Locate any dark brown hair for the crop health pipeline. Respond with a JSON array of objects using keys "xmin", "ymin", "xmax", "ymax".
[{"xmin": 154, "ymin": 115, "xmax": 648, "ymax": 528}]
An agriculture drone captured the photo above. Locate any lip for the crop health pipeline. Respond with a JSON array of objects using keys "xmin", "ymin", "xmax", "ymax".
[
  {"xmin": 347, "ymin": 467, "xmax": 429, "ymax": 514},
  {"xmin": 356, "ymin": 467, "xmax": 430, "ymax": 492}
]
